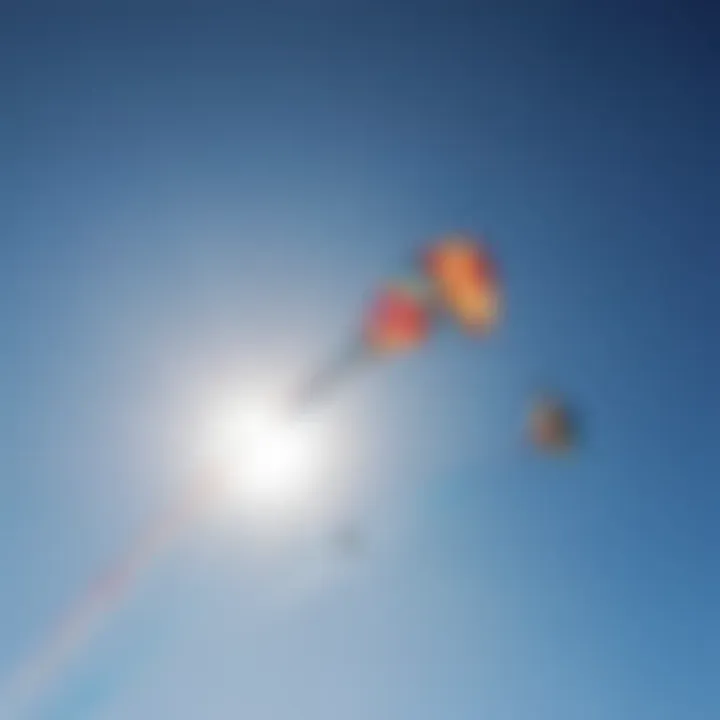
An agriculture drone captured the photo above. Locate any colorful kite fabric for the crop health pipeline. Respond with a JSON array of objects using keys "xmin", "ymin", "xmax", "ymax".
[{"xmin": 423, "ymin": 235, "xmax": 500, "ymax": 334}]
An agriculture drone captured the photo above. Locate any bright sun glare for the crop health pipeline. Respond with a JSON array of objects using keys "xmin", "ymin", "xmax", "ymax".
[{"xmin": 198, "ymin": 385, "xmax": 335, "ymax": 525}]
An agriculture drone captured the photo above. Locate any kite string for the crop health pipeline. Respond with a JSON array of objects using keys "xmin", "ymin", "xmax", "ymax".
[
  {"xmin": 0, "ymin": 476, "xmax": 217, "ymax": 717},
  {"xmin": 294, "ymin": 342, "xmax": 369, "ymax": 409}
]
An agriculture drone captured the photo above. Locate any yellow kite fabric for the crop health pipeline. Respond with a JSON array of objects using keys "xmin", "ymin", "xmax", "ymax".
[{"xmin": 423, "ymin": 235, "xmax": 500, "ymax": 333}]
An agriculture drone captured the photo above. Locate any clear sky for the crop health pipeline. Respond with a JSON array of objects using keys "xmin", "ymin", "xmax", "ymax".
[{"xmin": 1, "ymin": 1, "xmax": 718, "ymax": 718}]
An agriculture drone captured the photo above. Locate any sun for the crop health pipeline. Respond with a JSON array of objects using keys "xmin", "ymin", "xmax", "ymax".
[{"xmin": 197, "ymin": 384, "xmax": 337, "ymax": 526}]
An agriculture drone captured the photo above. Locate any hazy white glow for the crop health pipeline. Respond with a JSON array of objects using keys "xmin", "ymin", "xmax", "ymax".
[{"xmin": 198, "ymin": 384, "xmax": 338, "ymax": 529}]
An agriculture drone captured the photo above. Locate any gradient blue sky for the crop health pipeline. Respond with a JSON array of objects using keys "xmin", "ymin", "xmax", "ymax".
[{"xmin": 1, "ymin": 2, "xmax": 718, "ymax": 718}]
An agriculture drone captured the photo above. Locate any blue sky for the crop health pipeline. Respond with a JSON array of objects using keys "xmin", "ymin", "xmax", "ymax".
[{"xmin": 1, "ymin": 2, "xmax": 718, "ymax": 718}]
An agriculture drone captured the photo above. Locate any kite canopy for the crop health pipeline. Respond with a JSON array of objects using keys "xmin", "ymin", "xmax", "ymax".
[
  {"xmin": 423, "ymin": 235, "xmax": 500, "ymax": 333},
  {"xmin": 293, "ymin": 278, "xmax": 433, "ymax": 409},
  {"xmin": 363, "ymin": 279, "xmax": 433, "ymax": 354},
  {"xmin": 529, "ymin": 397, "xmax": 578, "ymax": 453}
]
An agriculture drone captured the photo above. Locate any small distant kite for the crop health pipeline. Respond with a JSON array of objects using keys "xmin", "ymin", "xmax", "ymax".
[{"xmin": 529, "ymin": 395, "xmax": 580, "ymax": 453}]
